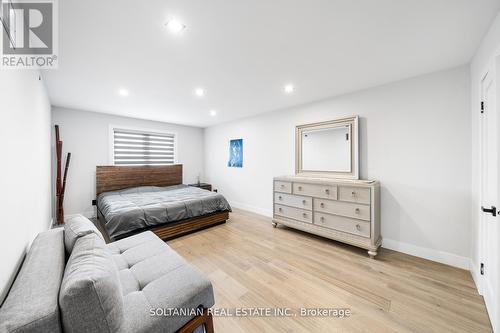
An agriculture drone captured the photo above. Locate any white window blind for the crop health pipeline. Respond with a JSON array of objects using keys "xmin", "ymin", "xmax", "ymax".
[{"xmin": 113, "ymin": 128, "xmax": 176, "ymax": 166}]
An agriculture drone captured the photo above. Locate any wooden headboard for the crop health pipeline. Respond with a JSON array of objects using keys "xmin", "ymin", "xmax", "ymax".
[{"xmin": 96, "ymin": 165, "xmax": 183, "ymax": 196}]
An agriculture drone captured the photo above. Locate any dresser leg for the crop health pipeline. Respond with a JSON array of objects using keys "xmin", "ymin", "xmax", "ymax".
[
  {"xmin": 272, "ymin": 222, "xmax": 278, "ymax": 228},
  {"xmin": 368, "ymin": 250, "xmax": 377, "ymax": 259}
]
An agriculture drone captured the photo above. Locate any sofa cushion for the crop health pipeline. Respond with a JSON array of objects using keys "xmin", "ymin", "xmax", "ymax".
[
  {"xmin": 64, "ymin": 214, "xmax": 104, "ymax": 254},
  {"xmin": 0, "ymin": 228, "xmax": 65, "ymax": 333},
  {"xmin": 107, "ymin": 232, "xmax": 215, "ymax": 333},
  {"xmin": 59, "ymin": 233, "xmax": 124, "ymax": 333}
]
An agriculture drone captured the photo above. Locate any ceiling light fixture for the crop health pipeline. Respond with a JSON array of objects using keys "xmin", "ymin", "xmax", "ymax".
[
  {"xmin": 210, "ymin": 109, "xmax": 217, "ymax": 117},
  {"xmin": 118, "ymin": 88, "xmax": 129, "ymax": 96},
  {"xmin": 284, "ymin": 84, "xmax": 294, "ymax": 94},
  {"xmin": 165, "ymin": 19, "xmax": 186, "ymax": 34},
  {"xmin": 195, "ymin": 88, "xmax": 205, "ymax": 97}
]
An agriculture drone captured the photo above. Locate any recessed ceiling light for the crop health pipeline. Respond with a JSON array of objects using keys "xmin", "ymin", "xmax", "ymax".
[
  {"xmin": 210, "ymin": 109, "xmax": 217, "ymax": 116},
  {"xmin": 165, "ymin": 19, "xmax": 186, "ymax": 34},
  {"xmin": 118, "ymin": 88, "xmax": 129, "ymax": 96},
  {"xmin": 284, "ymin": 84, "xmax": 294, "ymax": 94},
  {"xmin": 195, "ymin": 88, "xmax": 205, "ymax": 97}
]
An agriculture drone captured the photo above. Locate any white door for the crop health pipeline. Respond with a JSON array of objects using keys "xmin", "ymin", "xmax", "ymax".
[{"xmin": 480, "ymin": 69, "xmax": 499, "ymax": 332}]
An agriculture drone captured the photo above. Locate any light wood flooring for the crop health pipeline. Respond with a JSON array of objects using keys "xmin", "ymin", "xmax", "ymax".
[{"xmin": 168, "ymin": 209, "xmax": 492, "ymax": 333}]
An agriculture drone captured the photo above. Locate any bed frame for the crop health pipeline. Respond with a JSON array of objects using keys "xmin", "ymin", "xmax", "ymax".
[{"xmin": 95, "ymin": 165, "xmax": 229, "ymax": 242}]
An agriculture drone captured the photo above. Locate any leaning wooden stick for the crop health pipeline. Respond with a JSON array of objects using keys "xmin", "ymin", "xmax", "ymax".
[
  {"xmin": 55, "ymin": 125, "xmax": 63, "ymax": 224},
  {"xmin": 60, "ymin": 153, "xmax": 71, "ymax": 206},
  {"xmin": 58, "ymin": 152, "xmax": 71, "ymax": 224},
  {"xmin": 54, "ymin": 125, "xmax": 72, "ymax": 225},
  {"xmin": 55, "ymin": 126, "xmax": 61, "ymax": 191}
]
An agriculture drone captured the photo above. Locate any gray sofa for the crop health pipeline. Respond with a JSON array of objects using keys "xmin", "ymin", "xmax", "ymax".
[{"xmin": 0, "ymin": 216, "xmax": 215, "ymax": 333}]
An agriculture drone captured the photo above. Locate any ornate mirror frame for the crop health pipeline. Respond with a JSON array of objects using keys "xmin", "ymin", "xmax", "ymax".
[{"xmin": 295, "ymin": 115, "xmax": 359, "ymax": 179}]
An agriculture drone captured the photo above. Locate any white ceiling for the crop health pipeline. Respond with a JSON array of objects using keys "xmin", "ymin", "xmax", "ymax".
[{"xmin": 43, "ymin": 0, "xmax": 500, "ymax": 128}]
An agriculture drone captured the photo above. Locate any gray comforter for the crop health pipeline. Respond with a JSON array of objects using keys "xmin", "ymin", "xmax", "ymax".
[{"xmin": 97, "ymin": 185, "xmax": 231, "ymax": 240}]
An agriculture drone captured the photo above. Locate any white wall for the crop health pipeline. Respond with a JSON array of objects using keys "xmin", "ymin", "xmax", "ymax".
[
  {"xmin": 0, "ymin": 71, "xmax": 52, "ymax": 304},
  {"xmin": 51, "ymin": 107, "xmax": 205, "ymax": 217},
  {"xmin": 204, "ymin": 66, "xmax": 471, "ymax": 268},
  {"xmin": 470, "ymin": 12, "xmax": 500, "ymax": 293}
]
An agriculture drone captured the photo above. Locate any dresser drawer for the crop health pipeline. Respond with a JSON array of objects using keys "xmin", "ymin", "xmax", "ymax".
[
  {"xmin": 275, "ymin": 193, "xmax": 312, "ymax": 210},
  {"xmin": 275, "ymin": 204, "xmax": 312, "ymax": 223},
  {"xmin": 275, "ymin": 181, "xmax": 292, "ymax": 193},
  {"xmin": 314, "ymin": 198, "xmax": 370, "ymax": 221},
  {"xmin": 293, "ymin": 182, "xmax": 337, "ymax": 200},
  {"xmin": 338, "ymin": 186, "xmax": 370, "ymax": 204},
  {"xmin": 314, "ymin": 212, "xmax": 370, "ymax": 238}
]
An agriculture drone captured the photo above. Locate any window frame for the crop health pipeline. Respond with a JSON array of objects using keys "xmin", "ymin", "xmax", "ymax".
[{"xmin": 108, "ymin": 125, "xmax": 178, "ymax": 166}]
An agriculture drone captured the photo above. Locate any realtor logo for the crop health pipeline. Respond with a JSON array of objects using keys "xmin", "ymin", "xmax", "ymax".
[{"xmin": 1, "ymin": 0, "xmax": 58, "ymax": 69}]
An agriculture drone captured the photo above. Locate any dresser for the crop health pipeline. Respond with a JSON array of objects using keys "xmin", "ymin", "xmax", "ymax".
[{"xmin": 273, "ymin": 175, "xmax": 381, "ymax": 258}]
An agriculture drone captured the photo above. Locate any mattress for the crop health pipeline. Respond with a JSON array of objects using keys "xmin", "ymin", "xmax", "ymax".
[{"xmin": 97, "ymin": 185, "xmax": 232, "ymax": 240}]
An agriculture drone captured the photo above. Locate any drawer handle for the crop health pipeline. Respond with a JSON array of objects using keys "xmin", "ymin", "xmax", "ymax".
[
  {"xmin": 298, "ymin": 186, "xmax": 303, "ymax": 191},
  {"xmin": 351, "ymin": 191, "xmax": 356, "ymax": 197},
  {"xmin": 320, "ymin": 202, "xmax": 325, "ymax": 208},
  {"xmin": 320, "ymin": 216, "xmax": 325, "ymax": 222},
  {"xmin": 325, "ymin": 189, "xmax": 330, "ymax": 194},
  {"xmin": 280, "ymin": 184, "xmax": 285, "ymax": 188},
  {"xmin": 302, "ymin": 213, "xmax": 307, "ymax": 218},
  {"xmin": 355, "ymin": 208, "xmax": 360, "ymax": 214},
  {"xmin": 302, "ymin": 199, "xmax": 307, "ymax": 205},
  {"xmin": 278, "ymin": 208, "xmax": 283, "ymax": 212},
  {"xmin": 356, "ymin": 224, "xmax": 361, "ymax": 231},
  {"xmin": 278, "ymin": 196, "xmax": 282, "ymax": 200}
]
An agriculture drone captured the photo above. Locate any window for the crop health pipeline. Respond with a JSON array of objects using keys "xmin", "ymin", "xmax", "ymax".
[{"xmin": 112, "ymin": 128, "xmax": 176, "ymax": 166}]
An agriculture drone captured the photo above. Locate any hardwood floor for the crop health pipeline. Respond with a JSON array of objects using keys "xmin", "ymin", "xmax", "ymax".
[{"xmin": 168, "ymin": 209, "xmax": 492, "ymax": 333}]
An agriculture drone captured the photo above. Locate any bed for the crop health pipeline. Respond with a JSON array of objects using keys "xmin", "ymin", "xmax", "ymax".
[{"xmin": 95, "ymin": 165, "xmax": 231, "ymax": 241}]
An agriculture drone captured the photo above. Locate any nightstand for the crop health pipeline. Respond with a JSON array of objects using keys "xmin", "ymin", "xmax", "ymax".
[{"xmin": 188, "ymin": 183, "xmax": 212, "ymax": 191}]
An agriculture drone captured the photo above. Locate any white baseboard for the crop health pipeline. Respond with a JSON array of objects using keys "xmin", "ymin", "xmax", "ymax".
[
  {"xmin": 229, "ymin": 203, "xmax": 471, "ymax": 270},
  {"xmin": 382, "ymin": 238, "xmax": 470, "ymax": 270},
  {"xmin": 71, "ymin": 201, "xmax": 474, "ymax": 272},
  {"xmin": 229, "ymin": 201, "xmax": 273, "ymax": 218}
]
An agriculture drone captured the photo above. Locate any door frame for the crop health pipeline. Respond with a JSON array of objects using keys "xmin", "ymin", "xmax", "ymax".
[
  {"xmin": 478, "ymin": 57, "xmax": 499, "ymax": 332},
  {"xmin": 478, "ymin": 69, "xmax": 488, "ymax": 296}
]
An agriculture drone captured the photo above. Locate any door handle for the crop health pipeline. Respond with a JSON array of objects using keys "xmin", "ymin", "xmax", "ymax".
[{"xmin": 481, "ymin": 206, "xmax": 497, "ymax": 217}]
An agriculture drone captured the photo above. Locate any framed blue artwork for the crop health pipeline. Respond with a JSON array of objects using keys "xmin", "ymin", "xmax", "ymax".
[{"xmin": 228, "ymin": 139, "xmax": 243, "ymax": 168}]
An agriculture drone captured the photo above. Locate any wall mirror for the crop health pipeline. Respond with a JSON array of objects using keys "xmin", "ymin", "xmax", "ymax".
[{"xmin": 296, "ymin": 116, "xmax": 359, "ymax": 179}]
